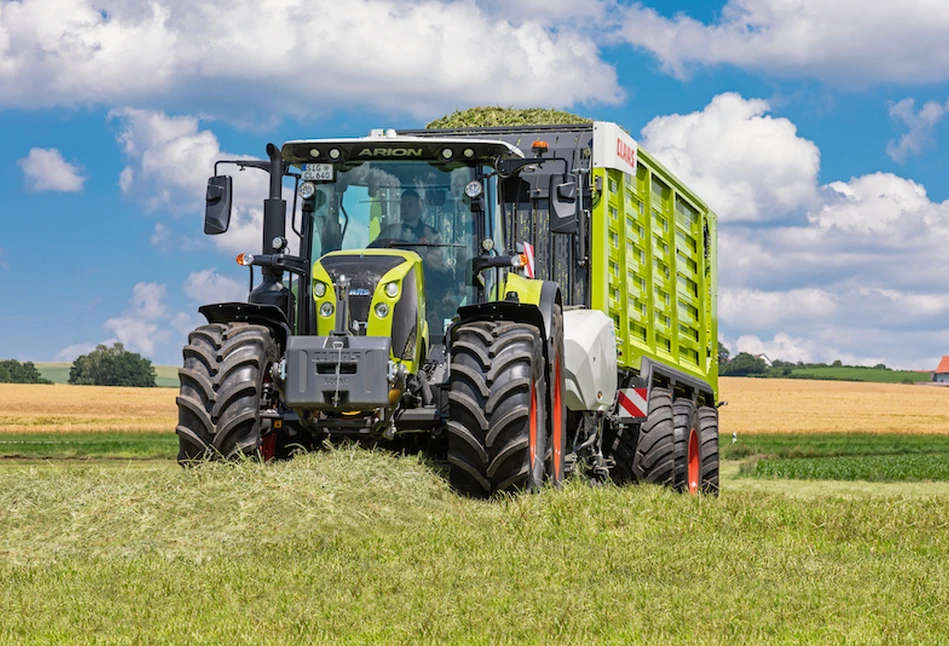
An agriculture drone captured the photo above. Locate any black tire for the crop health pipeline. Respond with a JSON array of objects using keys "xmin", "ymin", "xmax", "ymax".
[
  {"xmin": 546, "ymin": 305, "xmax": 567, "ymax": 487},
  {"xmin": 447, "ymin": 321, "xmax": 547, "ymax": 496},
  {"xmin": 631, "ymin": 387, "xmax": 677, "ymax": 486},
  {"xmin": 672, "ymin": 399, "xmax": 698, "ymax": 492},
  {"xmin": 696, "ymin": 406, "xmax": 721, "ymax": 495},
  {"xmin": 176, "ymin": 323, "xmax": 279, "ymax": 464}
]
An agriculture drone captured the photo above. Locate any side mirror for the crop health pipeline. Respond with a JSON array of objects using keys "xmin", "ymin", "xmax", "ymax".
[
  {"xmin": 549, "ymin": 174, "xmax": 578, "ymax": 234},
  {"xmin": 204, "ymin": 176, "xmax": 233, "ymax": 235}
]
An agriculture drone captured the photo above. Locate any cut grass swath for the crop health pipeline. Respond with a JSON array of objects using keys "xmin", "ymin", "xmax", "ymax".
[{"xmin": 1, "ymin": 449, "xmax": 949, "ymax": 643}]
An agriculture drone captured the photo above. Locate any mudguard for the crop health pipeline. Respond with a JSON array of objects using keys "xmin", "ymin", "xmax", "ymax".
[{"xmin": 199, "ymin": 302, "xmax": 292, "ymax": 349}]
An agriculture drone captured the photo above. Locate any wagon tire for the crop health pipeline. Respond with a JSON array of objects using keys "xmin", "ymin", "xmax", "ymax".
[
  {"xmin": 631, "ymin": 387, "xmax": 677, "ymax": 487},
  {"xmin": 695, "ymin": 405, "xmax": 720, "ymax": 495}
]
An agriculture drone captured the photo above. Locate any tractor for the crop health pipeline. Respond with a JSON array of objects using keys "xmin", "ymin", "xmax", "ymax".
[{"xmin": 176, "ymin": 122, "xmax": 720, "ymax": 496}]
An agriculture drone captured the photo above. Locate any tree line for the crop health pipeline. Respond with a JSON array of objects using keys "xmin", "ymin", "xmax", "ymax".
[
  {"xmin": 718, "ymin": 342, "xmax": 897, "ymax": 377},
  {"xmin": 0, "ymin": 360, "xmax": 52, "ymax": 384},
  {"xmin": 0, "ymin": 343, "xmax": 157, "ymax": 387}
]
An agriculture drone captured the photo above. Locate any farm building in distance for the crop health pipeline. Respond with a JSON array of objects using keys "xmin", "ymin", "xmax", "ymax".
[{"xmin": 935, "ymin": 356, "xmax": 949, "ymax": 383}]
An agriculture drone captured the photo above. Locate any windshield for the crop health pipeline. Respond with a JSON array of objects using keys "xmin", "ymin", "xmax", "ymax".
[
  {"xmin": 303, "ymin": 160, "xmax": 491, "ymax": 339},
  {"xmin": 308, "ymin": 160, "xmax": 486, "ymax": 253}
]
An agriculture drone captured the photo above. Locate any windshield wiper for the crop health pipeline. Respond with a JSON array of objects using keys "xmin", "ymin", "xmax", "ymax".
[{"xmin": 370, "ymin": 239, "xmax": 465, "ymax": 249}]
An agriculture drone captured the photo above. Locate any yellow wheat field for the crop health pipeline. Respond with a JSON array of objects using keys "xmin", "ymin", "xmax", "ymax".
[
  {"xmin": 0, "ymin": 378, "xmax": 947, "ymax": 435},
  {"xmin": 0, "ymin": 384, "xmax": 177, "ymax": 434},
  {"xmin": 719, "ymin": 377, "xmax": 949, "ymax": 435}
]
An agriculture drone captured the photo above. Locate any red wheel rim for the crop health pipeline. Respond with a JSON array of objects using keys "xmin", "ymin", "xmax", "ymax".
[
  {"xmin": 687, "ymin": 427, "xmax": 700, "ymax": 495},
  {"xmin": 553, "ymin": 357, "xmax": 563, "ymax": 480},
  {"xmin": 529, "ymin": 383, "xmax": 537, "ymax": 469}
]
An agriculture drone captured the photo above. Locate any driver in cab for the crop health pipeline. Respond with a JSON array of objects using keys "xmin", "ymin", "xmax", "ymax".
[{"xmin": 379, "ymin": 189, "xmax": 445, "ymax": 269}]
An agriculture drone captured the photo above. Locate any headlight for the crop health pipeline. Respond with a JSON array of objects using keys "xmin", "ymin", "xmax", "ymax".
[
  {"xmin": 320, "ymin": 302, "xmax": 334, "ymax": 317},
  {"xmin": 465, "ymin": 180, "xmax": 483, "ymax": 199},
  {"xmin": 375, "ymin": 302, "xmax": 389, "ymax": 318},
  {"xmin": 314, "ymin": 281, "xmax": 327, "ymax": 298},
  {"xmin": 299, "ymin": 181, "xmax": 316, "ymax": 200},
  {"xmin": 385, "ymin": 281, "xmax": 399, "ymax": 298}
]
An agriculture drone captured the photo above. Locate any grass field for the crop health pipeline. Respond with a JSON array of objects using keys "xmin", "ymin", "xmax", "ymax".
[
  {"xmin": 2, "ymin": 378, "xmax": 949, "ymax": 642},
  {"xmin": 33, "ymin": 362, "xmax": 180, "ymax": 388},
  {"xmin": 0, "ymin": 450, "xmax": 948, "ymax": 643},
  {"xmin": 786, "ymin": 366, "xmax": 933, "ymax": 383}
]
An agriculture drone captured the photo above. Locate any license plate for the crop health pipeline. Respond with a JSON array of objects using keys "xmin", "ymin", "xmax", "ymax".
[{"xmin": 302, "ymin": 163, "xmax": 334, "ymax": 181}]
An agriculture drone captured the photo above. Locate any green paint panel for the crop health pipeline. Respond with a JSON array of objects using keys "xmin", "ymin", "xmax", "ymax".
[{"xmin": 590, "ymin": 149, "xmax": 718, "ymax": 396}]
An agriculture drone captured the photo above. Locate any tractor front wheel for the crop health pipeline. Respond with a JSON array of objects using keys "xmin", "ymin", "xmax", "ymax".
[
  {"xmin": 176, "ymin": 323, "xmax": 278, "ymax": 464},
  {"xmin": 447, "ymin": 321, "xmax": 548, "ymax": 496}
]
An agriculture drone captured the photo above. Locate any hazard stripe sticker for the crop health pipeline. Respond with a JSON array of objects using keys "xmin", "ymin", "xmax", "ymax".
[
  {"xmin": 617, "ymin": 387, "xmax": 648, "ymax": 419},
  {"xmin": 524, "ymin": 242, "xmax": 535, "ymax": 279}
]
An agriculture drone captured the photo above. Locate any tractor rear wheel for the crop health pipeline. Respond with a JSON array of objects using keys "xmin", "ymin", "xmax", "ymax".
[
  {"xmin": 546, "ymin": 304, "xmax": 567, "ymax": 487},
  {"xmin": 176, "ymin": 323, "xmax": 278, "ymax": 464},
  {"xmin": 447, "ymin": 321, "xmax": 547, "ymax": 496},
  {"xmin": 631, "ymin": 387, "xmax": 677, "ymax": 487},
  {"xmin": 695, "ymin": 406, "xmax": 721, "ymax": 495}
]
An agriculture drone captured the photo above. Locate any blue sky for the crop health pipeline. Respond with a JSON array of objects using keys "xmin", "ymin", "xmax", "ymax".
[{"xmin": 2, "ymin": 0, "xmax": 949, "ymax": 369}]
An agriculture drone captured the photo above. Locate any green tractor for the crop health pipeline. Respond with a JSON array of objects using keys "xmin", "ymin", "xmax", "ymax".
[{"xmin": 177, "ymin": 123, "xmax": 720, "ymax": 496}]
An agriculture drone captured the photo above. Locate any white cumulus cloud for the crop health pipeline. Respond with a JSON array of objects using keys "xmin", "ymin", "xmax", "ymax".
[
  {"xmin": 619, "ymin": 0, "xmax": 949, "ymax": 87},
  {"xmin": 639, "ymin": 93, "xmax": 820, "ymax": 223},
  {"xmin": 0, "ymin": 0, "xmax": 621, "ymax": 120},
  {"xmin": 184, "ymin": 269, "xmax": 248, "ymax": 305},
  {"xmin": 720, "ymin": 288, "xmax": 838, "ymax": 331},
  {"xmin": 55, "ymin": 343, "xmax": 98, "ymax": 362},
  {"xmin": 886, "ymin": 98, "xmax": 949, "ymax": 163},
  {"xmin": 111, "ymin": 108, "xmax": 268, "ymax": 254},
  {"xmin": 17, "ymin": 147, "xmax": 85, "ymax": 192},
  {"xmin": 104, "ymin": 282, "xmax": 171, "ymax": 357},
  {"xmin": 643, "ymin": 93, "xmax": 949, "ymax": 368}
]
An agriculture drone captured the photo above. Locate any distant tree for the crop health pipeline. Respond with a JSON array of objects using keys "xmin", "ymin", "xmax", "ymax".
[
  {"xmin": 718, "ymin": 341, "xmax": 730, "ymax": 368},
  {"xmin": 832, "ymin": 359, "xmax": 843, "ymax": 367},
  {"xmin": 0, "ymin": 360, "xmax": 53, "ymax": 384},
  {"xmin": 873, "ymin": 363, "xmax": 888, "ymax": 370},
  {"xmin": 720, "ymin": 352, "xmax": 768, "ymax": 376},
  {"xmin": 68, "ymin": 343, "xmax": 157, "ymax": 387}
]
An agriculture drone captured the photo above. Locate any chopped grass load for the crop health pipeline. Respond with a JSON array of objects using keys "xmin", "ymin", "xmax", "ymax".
[{"xmin": 426, "ymin": 106, "xmax": 592, "ymax": 129}]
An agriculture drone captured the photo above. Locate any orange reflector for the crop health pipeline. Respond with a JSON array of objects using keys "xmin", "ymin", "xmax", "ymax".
[{"xmin": 389, "ymin": 388, "xmax": 402, "ymax": 406}]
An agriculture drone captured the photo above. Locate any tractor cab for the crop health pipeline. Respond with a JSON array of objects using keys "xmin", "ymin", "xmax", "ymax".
[{"xmin": 281, "ymin": 133, "xmax": 523, "ymax": 347}]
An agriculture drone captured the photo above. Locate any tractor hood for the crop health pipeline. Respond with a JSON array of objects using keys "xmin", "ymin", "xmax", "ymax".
[{"xmin": 311, "ymin": 249, "xmax": 426, "ymax": 371}]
